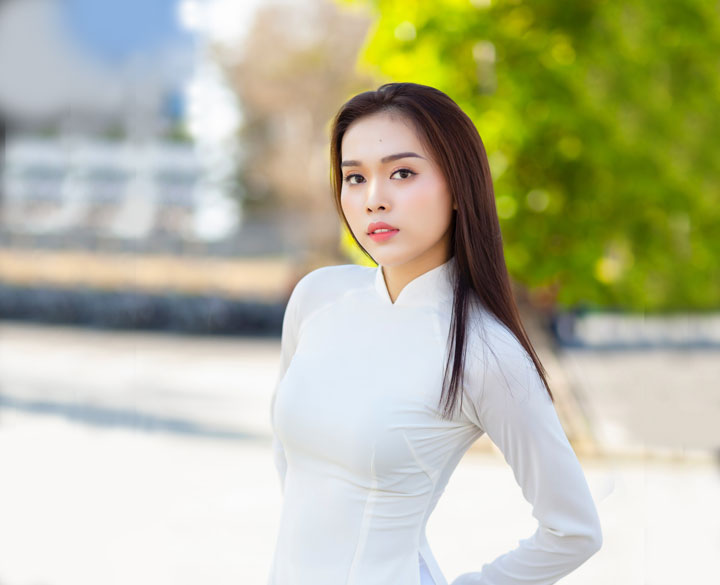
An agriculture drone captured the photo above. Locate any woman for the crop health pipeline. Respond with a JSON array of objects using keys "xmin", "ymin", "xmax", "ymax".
[{"xmin": 268, "ymin": 82, "xmax": 602, "ymax": 585}]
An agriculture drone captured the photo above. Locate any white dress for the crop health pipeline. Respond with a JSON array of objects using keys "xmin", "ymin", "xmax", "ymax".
[{"xmin": 267, "ymin": 256, "xmax": 602, "ymax": 585}]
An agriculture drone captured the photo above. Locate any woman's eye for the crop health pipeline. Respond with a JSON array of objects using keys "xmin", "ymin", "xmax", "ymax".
[
  {"xmin": 391, "ymin": 168, "xmax": 416, "ymax": 180},
  {"xmin": 344, "ymin": 174, "xmax": 364, "ymax": 184},
  {"xmin": 344, "ymin": 169, "xmax": 415, "ymax": 184}
]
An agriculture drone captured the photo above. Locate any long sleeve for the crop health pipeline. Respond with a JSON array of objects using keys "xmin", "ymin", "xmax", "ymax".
[
  {"xmin": 452, "ymin": 322, "xmax": 603, "ymax": 585},
  {"xmin": 269, "ymin": 278, "xmax": 303, "ymax": 495}
]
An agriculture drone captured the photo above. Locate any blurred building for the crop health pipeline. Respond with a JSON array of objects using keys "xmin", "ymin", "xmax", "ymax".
[
  {"xmin": 0, "ymin": 0, "xmax": 242, "ymax": 250},
  {"xmin": 3, "ymin": 135, "xmax": 202, "ymax": 244},
  {"xmin": 0, "ymin": 0, "xmax": 371, "ymax": 333}
]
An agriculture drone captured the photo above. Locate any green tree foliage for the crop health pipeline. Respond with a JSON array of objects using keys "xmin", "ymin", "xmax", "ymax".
[{"xmin": 340, "ymin": 0, "xmax": 720, "ymax": 311}]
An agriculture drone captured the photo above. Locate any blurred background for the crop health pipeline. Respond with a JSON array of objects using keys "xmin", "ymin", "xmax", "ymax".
[{"xmin": 0, "ymin": 0, "xmax": 718, "ymax": 583}]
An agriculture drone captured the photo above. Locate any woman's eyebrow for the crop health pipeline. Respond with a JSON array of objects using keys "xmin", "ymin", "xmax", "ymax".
[{"xmin": 341, "ymin": 152, "xmax": 426, "ymax": 167}]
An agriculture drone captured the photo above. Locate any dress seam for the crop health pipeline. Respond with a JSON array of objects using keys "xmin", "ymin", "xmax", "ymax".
[
  {"xmin": 345, "ymin": 446, "xmax": 378, "ymax": 585},
  {"xmin": 418, "ymin": 446, "xmax": 456, "ymax": 585}
]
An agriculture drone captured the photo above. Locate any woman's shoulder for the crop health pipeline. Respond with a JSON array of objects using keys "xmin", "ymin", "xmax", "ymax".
[
  {"xmin": 462, "ymin": 300, "xmax": 548, "ymax": 409},
  {"xmin": 294, "ymin": 262, "xmax": 373, "ymax": 296},
  {"xmin": 465, "ymin": 301, "xmax": 534, "ymax": 370},
  {"xmin": 288, "ymin": 262, "xmax": 374, "ymax": 318}
]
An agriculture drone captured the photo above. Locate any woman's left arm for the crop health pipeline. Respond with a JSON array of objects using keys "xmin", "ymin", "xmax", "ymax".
[
  {"xmin": 269, "ymin": 275, "xmax": 305, "ymax": 495},
  {"xmin": 452, "ymin": 327, "xmax": 603, "ymax": 585}
]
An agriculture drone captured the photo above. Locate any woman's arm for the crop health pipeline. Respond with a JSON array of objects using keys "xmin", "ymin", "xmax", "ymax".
[
  {"xmin": 269, "ymin": 278, "xmax": 303, "ymax": 495},
  {"xmin": 453, "ymin": 323, "xmax": 602, "ymax": 585}
]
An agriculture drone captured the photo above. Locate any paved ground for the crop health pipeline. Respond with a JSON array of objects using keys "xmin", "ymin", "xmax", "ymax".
[
  {"xmin": 558, "ymin": 347, "xmax": 720, "ymax": 457},
  {"xmin": 0, "ymin": 323, "xmax": 718, "ymax": 585}
]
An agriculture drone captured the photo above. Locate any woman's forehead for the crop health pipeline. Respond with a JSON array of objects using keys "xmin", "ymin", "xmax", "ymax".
[{"xmin": 342, "ymin": 112, "xmax": 426, "ymax": 159}]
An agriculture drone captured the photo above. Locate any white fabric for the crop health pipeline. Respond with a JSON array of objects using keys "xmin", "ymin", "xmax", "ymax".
[
  {"xmin": 267, "ymin": 255, "xmax": 602, "ymax": 585},
  {"xmin": 419, "ymin": 552, "xmax": 437, "ymax": 585}
]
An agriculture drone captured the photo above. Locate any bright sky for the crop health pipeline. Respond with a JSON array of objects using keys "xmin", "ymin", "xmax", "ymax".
[
  {"xmin": 61, "ymin": 0, "xmax": 190, "ymax": 64},
  {"xmin": 179, "ymin": 0, "xmax": 307, "ymax": 47},
  {"xmin": 0, "ymin": 0, "xmax": 312, "ymax": 134},
  {"xmin": 62, "ymin": 0, "xmax": 280, "ymax": 63}
]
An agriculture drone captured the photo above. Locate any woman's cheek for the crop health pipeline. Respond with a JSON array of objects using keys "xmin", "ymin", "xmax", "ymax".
[{"xmin": 342, "ymin": 195, "xmax": 360, "ymax": 222}]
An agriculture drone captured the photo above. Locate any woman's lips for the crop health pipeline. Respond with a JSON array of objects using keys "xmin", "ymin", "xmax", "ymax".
[{"xmin": 368, "ymin": 229, "xmax": 399, "ymax": 242}]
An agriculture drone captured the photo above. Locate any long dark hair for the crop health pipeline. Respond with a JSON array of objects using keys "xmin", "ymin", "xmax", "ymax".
[{"xmin": 329, "ymin": 82, "xmax": 553, "ymax": 420}]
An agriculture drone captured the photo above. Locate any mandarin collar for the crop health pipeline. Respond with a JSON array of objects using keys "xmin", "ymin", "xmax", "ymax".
[{"xmin": 374, "ymin": 256, "xmax": 456, "ymax": 308}]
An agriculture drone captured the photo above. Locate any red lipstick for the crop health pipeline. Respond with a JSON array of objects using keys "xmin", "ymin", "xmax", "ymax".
[{"xmin": 367, "ymin": 221, "xmax": 399, "ymax": 242}]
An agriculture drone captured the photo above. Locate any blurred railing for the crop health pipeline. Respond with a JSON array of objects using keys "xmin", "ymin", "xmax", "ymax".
[{"xmin": 551, "ymin": 310, "xmax": 720, "ymax": 350}]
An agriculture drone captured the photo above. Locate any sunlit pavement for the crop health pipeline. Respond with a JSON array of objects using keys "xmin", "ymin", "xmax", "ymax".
[{"xmin": 1, "ymin": 324, "xmax": 718, "ymax": 585}]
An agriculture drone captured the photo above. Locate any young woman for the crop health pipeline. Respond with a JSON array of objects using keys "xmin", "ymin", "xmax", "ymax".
[{"xmin": 267, "ymin": 82, "xmax": 602, "ymax": 585}]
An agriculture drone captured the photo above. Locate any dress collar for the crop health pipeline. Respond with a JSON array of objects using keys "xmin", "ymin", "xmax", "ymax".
[{"xmin": 374, "ymin": 255, "xmax": 456, "ymax": 308}]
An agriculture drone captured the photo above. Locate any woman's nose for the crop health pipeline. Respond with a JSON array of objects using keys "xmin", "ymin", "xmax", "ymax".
[{"xmin": 365, "ymin": 177, "xmax": 389, "ymax": 211}]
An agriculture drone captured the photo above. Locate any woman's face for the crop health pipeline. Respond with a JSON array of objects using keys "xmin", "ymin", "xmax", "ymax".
[{"xmin": 339, "ymin": 111, "xmax": 455, "ymax": 270}]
